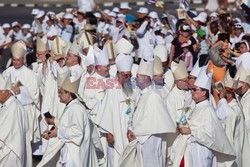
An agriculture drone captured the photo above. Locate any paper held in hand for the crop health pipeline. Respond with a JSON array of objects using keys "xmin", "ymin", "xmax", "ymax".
[
  {"xmin": 214, "ymin": 81, "xmax": 225, "ymax": 93},
  {"xmin": 177, "ymin": 9, "xmax": 186, "ymax": 19}
]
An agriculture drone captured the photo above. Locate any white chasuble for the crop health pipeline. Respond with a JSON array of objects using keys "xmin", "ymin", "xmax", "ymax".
[
  {"xmin": 3, "ymin": 65, "xmax": 41, "ymax": 142},
  {"xmin": 0, "ymin": 96, "xmax": 32, "ymax": 167},
  {"xmin": 97, "ymin": 87, "xmax": 139, "ymax": 167},
  {"xmin": 82, "ymin": 72, "xmax": 108, "ymax": 122},
  {"xmin": 170, "ymin": 100, "xmax": 235, "ymax": 167},
  {"xmin": 166, "ymin": 86, "xmax": 191, "ymax": 123},
  {"xmin": 120, "ymin": 87, "xmax": 176, "ymax": 167},
  {"xmin": 37, "ymin": 99, "xmax": 99, "ymax": 167}
]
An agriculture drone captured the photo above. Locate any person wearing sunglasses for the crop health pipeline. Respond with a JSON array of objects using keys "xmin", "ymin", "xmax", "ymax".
[{"xmin": 171, "ymin": 69, "xmax": 235, "ymax": 167}]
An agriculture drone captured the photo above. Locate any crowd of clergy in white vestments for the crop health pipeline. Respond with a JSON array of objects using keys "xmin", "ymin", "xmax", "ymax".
[{"xmin": 1, "ymin": 0, "xmax": 250, "ymax": 166}]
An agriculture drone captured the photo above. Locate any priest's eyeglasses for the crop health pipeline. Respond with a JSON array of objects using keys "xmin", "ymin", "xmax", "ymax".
[
  {"xmin": 119, "ymin": 73, "xmax": 132, "ymax": 78},
  {"xmin": 188, "ymin": 76, "xmax": 195, "ymax": 80},
  {"xmin": 191, "ymin": 88, "xmax": 202, "ymax": 92}
]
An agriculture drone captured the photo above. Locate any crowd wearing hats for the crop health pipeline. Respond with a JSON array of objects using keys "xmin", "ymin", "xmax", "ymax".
[{"xmin": 1, "ymin": 0, "xmax": 250, "ymax": 166}]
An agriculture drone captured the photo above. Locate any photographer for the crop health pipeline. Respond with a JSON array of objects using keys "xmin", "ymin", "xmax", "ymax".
[
  {"xmin": 208, "ymin": 33, "xmax": 230, "ymax": 103},
  {"xmin": 207, "ymin": 21, "xmax": 219, "ymax": 44},
  {"xmin": 230, "ymin": 23, "xmax": 245, "ymax": 49},
  {"xmin": 234, "ymin": 40, "xmax": 250, "ymax": 69},
  {"xmin": 46, "ymin": 16, "xmax": 58, "ymax": 49},
  {"xmin": 136, "ymin": 13, "xmax": 155, "ymax": 61},
  {"xmin": 74, "ymin": 10, "xmax": 86, "ymax": 34},
  {"xmin": 60, "ymin": 13, "xmax": 75, "ymax": 43},
  {"xmin": 229, "ymin": 39, "xmax": 249, "ymax": 57}
]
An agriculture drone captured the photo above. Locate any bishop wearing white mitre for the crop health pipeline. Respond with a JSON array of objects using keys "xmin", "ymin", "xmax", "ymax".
[
  {"xmin": 96, "ymin": 52, "xmax": 139, "ymax": 167},
  {"xmin": 31, "ymin": 35, "xmax": 50, "ymax": 156},
  {"xmin": 38, "ymin": 74, "xmax": 99, "ymax": 167},
  {"xmin": 0, "ymin": 75, "xmax": 32, "ymax": 167},
  {"xmin": 170, "ymin": 68, "xmax": 236, "ymax": 167},
  {"xmin": 44, "ymin": 39, "xmax": 83, "ymax": 109},
  {"xmin": 82, "ymin": 45, "xmax": 110, "ymax": 123},
  {"xmin": 41, "ymin": 38, "xmax": 82, "ymax": 120},
  {"xmin": 31, "ymin": 36, "xmax": 49, "ymax": 98},
  {"xmin": 37, "ymin": 37, "xmax": 70, "ymax": 155},
  {"xmin": 2, "ymin": 40, "xmax": 41, "ymax": 143},
  {"xmin": 119, "ymin": 58, "xmax": 176, "ymax": 167},
  {"xmin": 77, "ymin": 32, "xmax": 95, "ymax": 99},
  {"xmin": 152, "ymin": 56, "xmax": 170, "ymax": 101},
  {"xmin": 166, "ymin": 60, "xmax": 191, "ymax": 123},
  {"xmin": 153, "ymin": 44, "xmax": 175, "ymax": 91},
  {"xmin": 108, "ymin": 38, "xmax": 139, "ymax": 79}
]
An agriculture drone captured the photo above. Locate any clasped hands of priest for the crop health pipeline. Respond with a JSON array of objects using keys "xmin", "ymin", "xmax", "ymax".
[
  {"xmin": 11, "ymin": 85, "xmax": 20, "ymax": 95},
  {"xmin": 42, "ymin": 116, "xmax": 58, "ymax": 140},
  {"xmin": 176, "ymin": 124, "xmax": 191, "ymax": 135},
  {"xmin": 127, "ymin": 130, "xmax": 136, "ymax": 142},
  {"xmin": 106, "ymin": 133, "xmax": 115, "ymax": 145}
]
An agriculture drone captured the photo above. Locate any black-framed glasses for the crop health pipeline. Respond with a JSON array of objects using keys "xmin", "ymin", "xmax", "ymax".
[
  {"xmin": 191, "ymin": 88, "xmax": 202, "ymax": 92},
  {"xmin": 188, "ymin": 76, "xmax": 195, "ymax": 80}
]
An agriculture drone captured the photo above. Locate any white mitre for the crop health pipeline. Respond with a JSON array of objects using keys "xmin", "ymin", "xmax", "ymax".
[
  {"xmin": 194, "ymin": 68, "xmax": 212, "ymax": 91},
  {"xmin": 77, "ymin": 32, "xmax": 93, "ymax": 50},
  {"xmin": 105, "ymin": 40, "xmax": 117, "ymax": 60},
  {"xmin": 137, "ymin": 59, "xmax": 154, "ymax": 78},
  {"xmin": 190, "ymin": 61, "xmax": 201, "ymax": 78},
  {"xmin": 11, "ymin": 40, "xmax": 27, "ymax": 58},
  {"xmin": 83, "ymin": 46, "xmax": 95, "ymax": 67},
  {"xmin": 51, "ymin": 37, "xmax": 70, "ymax": 59},
  {"xmin": 95, "ymin": 46, "xmax": 109, "ymax": 66},
  {"xmin": 36, "ymin": 36, "xmax": 49, "ymax": 52},
  {"xmin": 171, "ymin": 60, "xmax": 188, "ymax": 80},
  {"xmin": 154, "ymin": 56, "xmax": 164, "ymax": 75},
  {"xmin": 61, "ymin": 74, "xmax": 80, "ymax": 95},
  {"xmin": 115, "ymin": 38, "xmax": 134, "ymax": 55},
  {"xmin": 154, "ymin": 45, "xmax": 168, "ymax": 62},
  {"xmin": 68, "ymin": 41, "xmax": 80, "ymax": 56},
  {"xmin": 116, "ymin": 53, "xmax": 133, "ymax": 72},
  {"xmin": 234, "ymin": 63, "xmax": 250, "ymax": 84},
  {"xmin": 235, "ymin": 52, "xmax": 250, "ymax": 73}
]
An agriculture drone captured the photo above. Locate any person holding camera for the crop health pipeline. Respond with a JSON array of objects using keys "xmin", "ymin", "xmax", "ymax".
[
  {"xmin": 231, "ymin": 23, "xmax": 245, "ymax": 49},
  {"xmin": 222, "ymin": 39, "xmax": 250, "ymax": 66},
  {"xmin": 136, "ymin": 9, "xmax": 156, "ymax": 62},
  {"xmin": 208, "ymin": 33, "xmax": 231, "ymax": 103},
  {"xmin": 60, "ymin": 13, "xmax": 76, "ymax": 43},
  {"xmin": 46, "ymin": 16, "xmax": 58, "ymax": 49}
]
